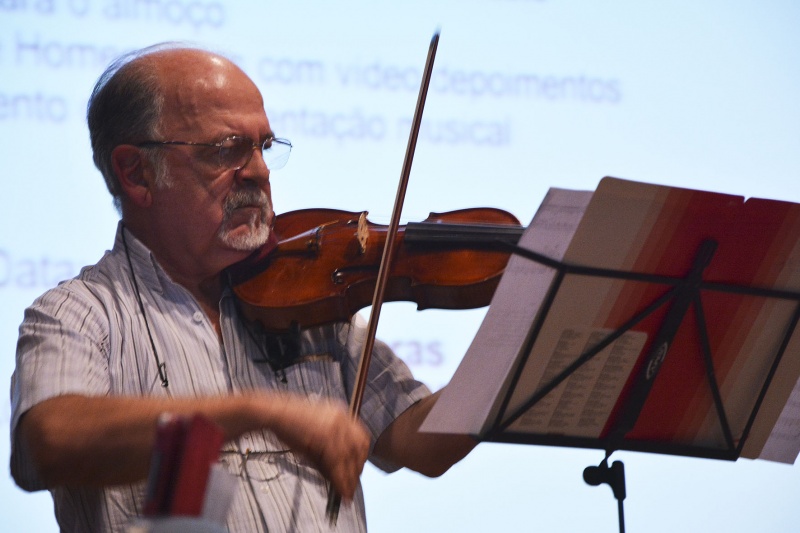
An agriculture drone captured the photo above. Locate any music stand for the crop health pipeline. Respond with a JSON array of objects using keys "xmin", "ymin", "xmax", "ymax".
[
  {"xmin": 421, "ymin": 178, "xmax": 800, "ymax": 533},
  {"xmin": 475, "ymin": 236, "xmax": 800, "ymax": 532}
]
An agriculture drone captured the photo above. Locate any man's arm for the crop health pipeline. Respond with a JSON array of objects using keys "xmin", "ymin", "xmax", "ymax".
[
  {"xmin": 372, "ymin": 389, "xmax": 477, "ymax": 477},
  {"xmin": 16, "ymin": 392, "xmax": 369, "ymax": 499}
]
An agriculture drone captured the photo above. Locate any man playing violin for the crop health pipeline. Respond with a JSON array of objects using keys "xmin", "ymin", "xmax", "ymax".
[{"xmin": 10, "ymin": 44, "xmax": 475, "ymax": 532}]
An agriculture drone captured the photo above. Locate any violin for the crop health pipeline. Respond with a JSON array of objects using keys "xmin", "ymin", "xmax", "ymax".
[{"xmin": 229, "ymin": 207, "xmax": 524, "ymax": 332}]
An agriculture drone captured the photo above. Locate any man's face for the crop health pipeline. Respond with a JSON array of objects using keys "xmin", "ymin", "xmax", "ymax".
[{"xmin": 146, "ymin": 52, "xmax": 275, "ymax": 266}]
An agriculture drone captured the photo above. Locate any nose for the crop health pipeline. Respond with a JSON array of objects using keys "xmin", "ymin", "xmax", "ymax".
[{"xmin": 235, "ymin": 146, "xmax": 271, "ymax": 187}]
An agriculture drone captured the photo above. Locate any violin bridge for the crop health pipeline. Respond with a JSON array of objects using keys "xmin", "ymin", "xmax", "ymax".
[{"xmin": 357, "ymin": 211, "xmax": 369, "ymax": 255}]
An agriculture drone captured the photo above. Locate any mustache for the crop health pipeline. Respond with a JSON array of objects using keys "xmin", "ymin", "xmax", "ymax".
[{"xmin": 223, "ymin": 188, "xmax": 271, "ymax": 215}]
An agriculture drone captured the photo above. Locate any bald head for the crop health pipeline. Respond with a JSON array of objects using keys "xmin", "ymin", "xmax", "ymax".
[
  {"xmin": 87, "ymin": 45, "xmax": 263, "ymax": 210},
  {"xmin": 149, "ymin": 48, "xmax": 258, "ymax": 94}
]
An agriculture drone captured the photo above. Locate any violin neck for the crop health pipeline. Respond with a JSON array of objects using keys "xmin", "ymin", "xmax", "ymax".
[{"xmin": 404, "ymin": 221, "xmax": 524, "ymax": 247}]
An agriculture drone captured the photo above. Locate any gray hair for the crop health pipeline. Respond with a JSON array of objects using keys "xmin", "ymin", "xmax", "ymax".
[{"xmin": 87, "ymin": 43, "xmax": 181, "ymax": 211}]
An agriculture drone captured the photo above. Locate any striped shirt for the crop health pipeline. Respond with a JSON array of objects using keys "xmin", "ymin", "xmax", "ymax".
[{"xmin": 10, "ymin": 223, "xmax": 430, "ymax": 532}]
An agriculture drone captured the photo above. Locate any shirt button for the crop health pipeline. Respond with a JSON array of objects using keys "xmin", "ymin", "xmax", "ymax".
[{"xmin": 192, "ymin": 311, "xmax": 204, "ymax": 323}]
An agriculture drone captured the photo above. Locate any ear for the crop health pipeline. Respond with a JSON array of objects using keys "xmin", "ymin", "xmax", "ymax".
[{"xmin": 112, "ymin": 145, "xmax": 154, "ymax": 207}]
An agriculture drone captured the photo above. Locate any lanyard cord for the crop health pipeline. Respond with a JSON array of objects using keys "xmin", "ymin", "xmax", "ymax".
[{"xmin": 121, "ymin": 225, "xmax": 170, "ymax": 389}]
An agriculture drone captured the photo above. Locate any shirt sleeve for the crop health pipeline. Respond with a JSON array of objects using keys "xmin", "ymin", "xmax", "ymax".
[
  {"xmin": 335, "ymin": 314, "xmax": 432, "ymax": 473},
  {"xmin": 10, "ymin": 283, "xmax": 112, "ymax": 491}
]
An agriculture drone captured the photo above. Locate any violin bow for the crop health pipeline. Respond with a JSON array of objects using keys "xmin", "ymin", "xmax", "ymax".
[{"xmin": 326, "ymin": 30, "xmax": 440, "ymax": 524}]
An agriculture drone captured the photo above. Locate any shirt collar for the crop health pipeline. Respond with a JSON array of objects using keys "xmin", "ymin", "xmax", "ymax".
[{"xmin": 114, "ymin": 222, "xmax": 171, "ymax": 295}]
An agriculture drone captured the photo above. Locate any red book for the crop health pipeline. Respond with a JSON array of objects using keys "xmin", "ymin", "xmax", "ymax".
[
  {"xmin": 143, "ymin": 414, "xmax": 187, "ymax": 516},
  {"xmin": 168, "ymin": 414, "xmax": 225, "ymax": 517}
]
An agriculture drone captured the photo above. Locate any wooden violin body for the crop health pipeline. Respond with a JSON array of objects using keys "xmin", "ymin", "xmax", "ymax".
[{"xmin": 229, "ymin": 207, "xmax": 524, "ymax": 332}]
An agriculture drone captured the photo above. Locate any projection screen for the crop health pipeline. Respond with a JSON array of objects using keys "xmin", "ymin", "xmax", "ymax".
[{"xmin": 2, "ymin": 1, "xmax": 799, "ymax": 531}]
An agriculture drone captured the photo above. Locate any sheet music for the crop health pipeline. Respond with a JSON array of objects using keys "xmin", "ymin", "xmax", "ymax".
[
  {"xmin": 506, "ymin": 326, "xmax": 646, "ymax": 438},
  {"xmin": 758, "ymin": 378, "xmax": 800, "ymax": 463},
  {"xmin": 742, "ymin": 319, "xmax": 800, "ymax": 464},
  {"xmin": 421, "ymin": 188, "xmax": 592, "ymax": 435}
]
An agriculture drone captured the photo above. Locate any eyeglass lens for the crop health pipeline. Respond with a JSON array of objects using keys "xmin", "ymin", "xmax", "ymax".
[{"xmin": 220, "ymin": 137, "xmax": 291, "ymax": 171}]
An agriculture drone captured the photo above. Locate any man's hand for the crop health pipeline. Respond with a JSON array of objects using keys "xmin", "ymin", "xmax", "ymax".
[{"xmin": 264, "ymin": 396, "xmax": 370, "ymax": 500}]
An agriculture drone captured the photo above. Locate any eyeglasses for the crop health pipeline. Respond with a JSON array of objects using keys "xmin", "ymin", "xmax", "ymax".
[
  {"xmin": 136, "ymin": 135, "xmax": 292, "ymax": 171},
  {"xmin": 220, "ymin": 448, "xmax": 295, "ymax": 483}
]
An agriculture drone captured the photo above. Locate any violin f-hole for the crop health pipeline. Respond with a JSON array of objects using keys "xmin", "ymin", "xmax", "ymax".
[{"xmin": 331, "ymin": 264, "xmax": 379, "ymax": 285}]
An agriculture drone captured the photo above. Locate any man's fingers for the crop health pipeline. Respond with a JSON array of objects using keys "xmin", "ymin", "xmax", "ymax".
[
  {"xmin": 322, "ymin": 418, "xmax": 370, "ymax": 499},
  {"xmin": 266, "ymin": 395, "xmax": 370, "ymax": 498}
]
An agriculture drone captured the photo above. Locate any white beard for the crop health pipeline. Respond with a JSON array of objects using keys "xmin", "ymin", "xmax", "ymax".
[
  {"xmin": 217, "ymin": 188, "xmax": 273, "ymax": 251},
  {"xmin": 153, "ymin": 159, "xmax": 274, "ymax": 251}
]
